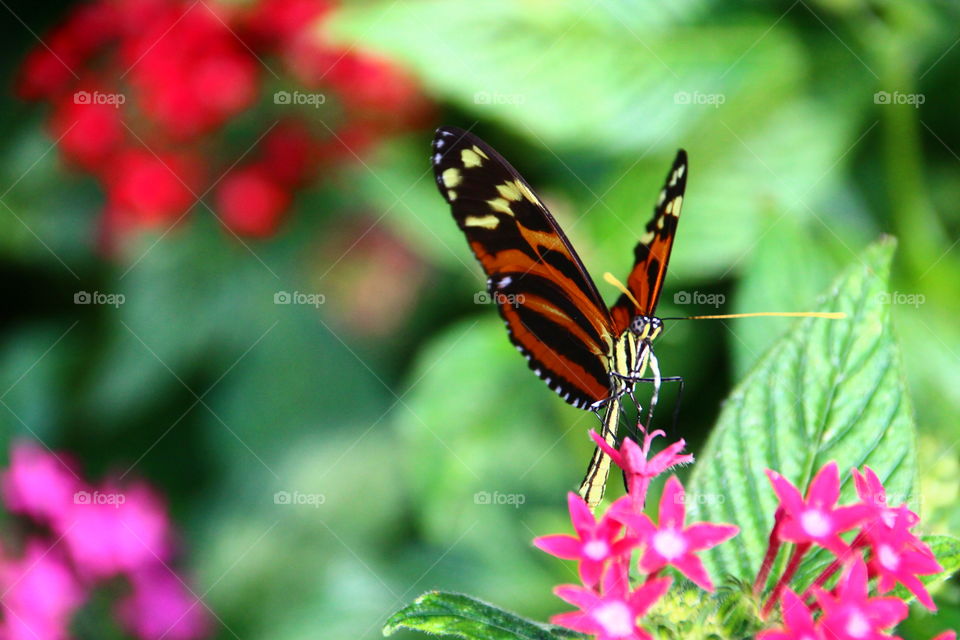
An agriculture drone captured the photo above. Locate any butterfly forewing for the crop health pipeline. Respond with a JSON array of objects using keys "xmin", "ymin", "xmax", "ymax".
[
  {"xmin": 432, "ymin": 126, "xmax": 615, "ymax": 409},
  {"xmin": 610, "ymin": 150, "xmax": 687, "ymax": 334}
]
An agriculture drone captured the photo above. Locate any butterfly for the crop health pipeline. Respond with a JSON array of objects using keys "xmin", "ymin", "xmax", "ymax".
[
  {"xmin": 432, "ymin": 126, "xmax": 686, "ymax": 506},
  {"xmin": 432, "ymin": 126, "xmax": 685, "ymax": 409}
]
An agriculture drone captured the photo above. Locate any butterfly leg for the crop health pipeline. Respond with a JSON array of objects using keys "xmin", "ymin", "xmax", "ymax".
[{"xmin": 634, "ymin": 375, "xmax": 685, "ymax": 431}]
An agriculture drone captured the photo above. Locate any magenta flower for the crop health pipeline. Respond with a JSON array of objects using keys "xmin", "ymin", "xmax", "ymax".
[
  {"xmin": 758, "ymin": 589, "xmax": 823, "ymax": 640},
  {"xmin": 1, "ymin": 441, "xmax": 79, "ymax": 524},
  {"xmin": 61, "ymin": 482, "xmax": 172, "ymax": 577},
  {"xmin": 0, "ymin": 540, "xmax": 84, "ymax": 640},
  {"xmin": 814, "ymin": 558, "xmax": 908, "ymax": 640},
  {"xmin": 863, "ymin": 505, "xmax": 942, "ymax": 610},
  {"xmin": 117, "ymin": 565, "xmax": 210, "ymax": 640},
  {"xmin": 931, "ymin": 632, "xmax": 956, "ymax": 640},
  {"xmin": 615, "ymin": 476, "xmax": 738, "ymax": 591},
  {"xmin": 534, "ymin": 492, "xmax": 638, "ymax": 587},
  {"xmin": 590, "ymin": 429, "xmax": 692, "ymax": 499},
  {"xmin": 552, "ymin": 559, "xmax": 671, "ymax": 640},
  {"xmin": 766, "ymin": 462, "xmax": 870, "ymax": 556},
  {"xmin": 852, "ymin": 466, "xmax": 919, "ymax": 529}
]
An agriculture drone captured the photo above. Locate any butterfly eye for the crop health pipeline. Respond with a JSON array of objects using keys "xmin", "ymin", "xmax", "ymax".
[{"xmin": 629, "ymin": 316, "xmax": 650, "ymax": 337}]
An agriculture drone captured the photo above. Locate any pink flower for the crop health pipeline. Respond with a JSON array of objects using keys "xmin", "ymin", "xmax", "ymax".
[
  {"xmin": 932, "ymin": 632, "xmax": 956, "ymax": 640},
  {"xmin": 1, "ymin": 441, "xmax": 79, "ymax": 524},
  {"xmin": 60, "ymin": 483, "xmax": 172, "ymax": 577},
  {"xmin": 117, "ymin": 565, "xmax": 210, "ymax": 640},
  {"xmin": 814, "ymin": 558, "xmax": 908, "ymax": 640},
  {"xmin": 590, "ymin": 429, "xmax": 692, "ymax": 509},
  {"xmin": 0, "ymin": 540, "xmax": 84, "ymax": 640},
  {"xmin": 552, "ymin": 559, "xmax": 671, "ymax": 640},
  {"xmin": 766, "ymin": 462, "xmax": 870, "ymax": 556},
  {"xmin": 758, "ymin": 589, "xmax": 823, "ymax": 640},
  {"xmin": 616, "ymin": 476, "xmax": 738, "ymax": 591},
  {"xmin": 534, "ymin": 493, "xmax": 638, "ymax": 587},
  {"xmin": 852, "ymin": 467, "xmax": 918, "ymax": 529},
  {"xmin": 863, "ymin": 505, "xmax": 941, "ymax": 610}
]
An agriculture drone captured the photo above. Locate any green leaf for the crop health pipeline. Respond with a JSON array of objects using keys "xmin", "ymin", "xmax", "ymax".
[
  {"xmin": 383, "ymin": 591, "xmax": 586, "ymax": 639},
  {"xmin": 913, "ymin": 535, "xmax": 960, "ymax": 595},
  {"xmin": 328, "ymin": 0, "xmax": 804, "ymax": 153},
  {"xmin": 687, "ymin": 238, "xmax": 918, "ymax": 586}
]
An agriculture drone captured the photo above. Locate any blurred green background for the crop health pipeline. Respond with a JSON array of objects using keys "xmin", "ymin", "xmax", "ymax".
[{"xmin": 1, "ymin": 0, "xmax": 958, "ymax": 637}]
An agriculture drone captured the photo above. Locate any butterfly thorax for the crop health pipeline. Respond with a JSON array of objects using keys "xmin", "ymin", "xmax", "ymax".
[{"xmin": 606, "ymin": 316, "xmax": 663, "ymax": 402}]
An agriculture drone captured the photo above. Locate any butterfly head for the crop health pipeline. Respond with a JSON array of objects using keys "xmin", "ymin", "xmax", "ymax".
[{"xmin": 629, "ymin": 315, "xmax": 663, "ymax": 342}]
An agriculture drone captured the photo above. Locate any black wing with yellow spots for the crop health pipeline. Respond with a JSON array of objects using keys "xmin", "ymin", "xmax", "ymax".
[{"xmin": 432, "ymin": 126, "xmax": 616, "ymax": 409}]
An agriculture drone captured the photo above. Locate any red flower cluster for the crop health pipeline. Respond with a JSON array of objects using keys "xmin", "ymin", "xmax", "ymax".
[
  {"xmin": 1, "ymin": 441, "xmax": 209, "ymax": 639},
  {"xmin": 758, "ymin": 463, "xmax": 949, "ymax": 640},
  {"xmin": 17, "ymin": 0, "xmax": 432, "ymax": 250},
  {"xmin": 535, "ymin": 429, "xmax": 738, "ymax": 640}
]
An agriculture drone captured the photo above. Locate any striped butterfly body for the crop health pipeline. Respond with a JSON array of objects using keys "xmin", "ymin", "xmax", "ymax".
[{"xmin": 432, "ymin": 126, "xmax": 686, "ymax": 504}]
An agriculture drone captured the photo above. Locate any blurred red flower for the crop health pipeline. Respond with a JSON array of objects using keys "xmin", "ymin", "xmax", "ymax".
[{"xmin": 16, "ymin": 0, "xmax": 433, "ymax": 252}]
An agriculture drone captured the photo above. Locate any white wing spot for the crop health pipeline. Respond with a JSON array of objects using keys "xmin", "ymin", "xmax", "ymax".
[
  {"xmin": 433, "ymin": 153, "xmax": 441, "ymax": 165},
  {"xmin": 435, "ymin": 139, "xmax": 445, "ymax": 148}
]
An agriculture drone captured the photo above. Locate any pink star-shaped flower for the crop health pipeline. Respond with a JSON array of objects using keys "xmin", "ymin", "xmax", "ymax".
[
  {"xmin": 551, "ymin": 558, "xmax": 671, "ymax": 640},
  {"xmin": 863, "ymin": 504, "xmax": 942, "ymax": 610},
  {"xmin": 534, "ymin": 493, "xmax": 638, "ymax": 587},
  {"xmin": 758, "ymin": 589, "xmax": 824, "ymax": 640},
  {"xmin": 852, "ymin": 466, "xmax": 919, "ymax": 530},
  {"xmin": 615, "ymin": 476, "xmax": 738, "ymax": 591},
  {"xmin": 766, "ymin": 462, "xmax": 870, "ymax": 556},
  {"xmin": 590, "ymin": 430, "xmax": 693, "ymax": 493},
  {"xmin": 814, "ymin": 558, "xmax": 908, "ymax": 640}
]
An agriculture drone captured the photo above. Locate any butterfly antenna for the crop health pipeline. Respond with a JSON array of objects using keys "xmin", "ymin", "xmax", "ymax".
[
  {"xmin": 603, "ymin": 272, "xmax": 642, "ymax": 310},
  {"xmin": 661, "ymin": 311, "xmax": 846, "ymax": 320}
]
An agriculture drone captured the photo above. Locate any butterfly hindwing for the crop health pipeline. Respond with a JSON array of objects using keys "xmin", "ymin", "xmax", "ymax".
[
  {"xmin": 432, "ymin": 126, "xmax": 615, "ymax": 409},
  {"xmin": 610, "ymin": 150, "xmax": 687, "ymax": 333}
]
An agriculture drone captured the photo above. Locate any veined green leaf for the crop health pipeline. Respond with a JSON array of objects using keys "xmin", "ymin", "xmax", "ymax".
[
  {"xmin": 687, "ymin": 238, "xmax": 917, "ymax": 586},
  {"xmin": 383, "ymin": 591, "xmax": 587, "ymax": 639}
]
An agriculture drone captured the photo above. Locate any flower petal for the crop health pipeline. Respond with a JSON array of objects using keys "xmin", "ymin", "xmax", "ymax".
[
  {"xmin": 533, "ymin": 534, "xmax": 582, "ymax": 559},
  {"xmin": 684, "ymin": 522, "xmax": 739, "ymax": 551},
  {"xmin": 658, "ymin": 476, "xmax": 686, "ymax": 528}
]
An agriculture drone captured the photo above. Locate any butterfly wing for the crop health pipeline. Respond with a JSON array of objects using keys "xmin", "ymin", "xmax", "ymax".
[
  {"xmin": 433, "ymin": 126, "xmax": 615, "ymax": 409},
  {"xmin": 609, "ymin": 150, "xmax": 687, "ymax": 333}
]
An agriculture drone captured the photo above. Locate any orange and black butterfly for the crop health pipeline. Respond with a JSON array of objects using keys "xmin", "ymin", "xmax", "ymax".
[{"xmin": 432, "ymin": 126, "xmax": 686, "ymax": 504}]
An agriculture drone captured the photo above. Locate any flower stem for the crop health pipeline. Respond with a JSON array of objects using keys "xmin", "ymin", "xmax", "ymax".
[
  {"xmin": 762, "ymin": 542, "xmax": 811, "ymax": 619},
  {"xmin": 753, "ymin": 508, "xmax": 784, "ymax": 596}
]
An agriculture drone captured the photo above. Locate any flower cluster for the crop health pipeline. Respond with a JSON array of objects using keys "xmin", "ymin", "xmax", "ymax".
[
  {"xmin": 535, "ymin": 428, "xmax": 738, "ymax": 640},
  {"xmin": 0, "ymin": 441, "xmax": 209, "ymax": 639},
  {"xmin": 16, "ymin": 0, "xmax": 432, "ymax": 250},
  {"xmin": 758, "ymin": 462, "xmax": 949, "ymax": 640}
]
